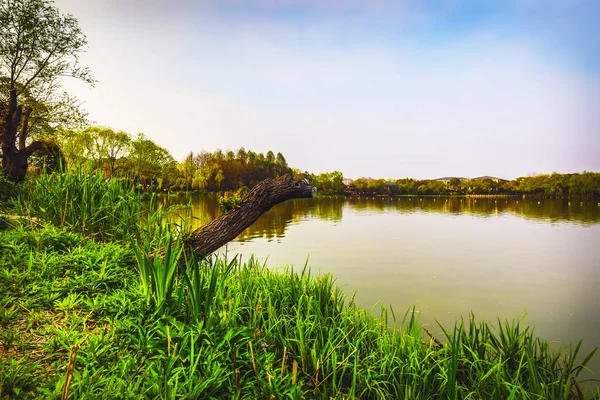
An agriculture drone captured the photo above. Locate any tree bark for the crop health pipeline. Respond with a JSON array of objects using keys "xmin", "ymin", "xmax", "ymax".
[
  {"xmin": 178, "ymin": 174, "xmax": 316, "ymax": 260},
  {"xmin": 2, "ymin": 89, "xmax": 63, "ymax": 182},
  {"xmin": 19, "ymin": 107, "xmax": 32, "ymax": 151},
  {"xmin": 1, "ymin": 89, "xmax": 24, "ymax": 181}
]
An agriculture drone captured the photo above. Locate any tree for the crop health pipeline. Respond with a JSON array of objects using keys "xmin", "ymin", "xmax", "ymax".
[
  {"xmin": 275, "ymin": 152, "xmax": 287, "ymax": 167},
  {"xmin": 247, "ymin": 150, "xmax": 257, "ymax": 164},
  {"xmin": 1, "ymin": 0, "xmax": 93, "ymax": 182},
  {"xmin": 130, "ymin": 133, "xmax": 175, "ymax": 185},
  {"xmin": 177, "ymin": 152, "xmax": 197, "ymax": 187},
  {"xmin": 313, "ymin": 171, "xmax": 345, "ymax": 195},
  {"xmin": 449, "ymin": 178, "xmax": 461, "ymax": 192},
  {"xmin": 266, "ymin": 150, "xmax": 275, "ymax": 164},
  {"xmin": 99, "ymin": 128, "xmax": 131, "ymax": 175},
  {"xmin": 152, "ymin": 175, "xmax": 317, "ymax": 261},
  {"xmin": 192, "ymin": 151, "xmax": 210, "ymax": 169},
  {"xmin": 55, "ymin": 127, "xmax": 90, "ymax": 167},
  {"xmin": 236, "ymin": 147, "xmax": 247, "ymax": 164},
  {"xmin": 215, "ymin": 169, "xmax": 225, "ymax": 189}
]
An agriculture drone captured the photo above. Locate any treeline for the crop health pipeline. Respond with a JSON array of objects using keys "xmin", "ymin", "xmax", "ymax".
[
  {"xmin": 26, "ymin": 125, "xmax": 600, "ymax": 197},
  {"xmin": 348, "ymin": 173, "xmax": 600, "ymax": 198},
  {"xmin": 40, "ymin": 126, "xmax": 308, "ymax": 192},
  {"xmin": 46, "ymin": 127, "xmax": 178, "ymax": 188},
  {"xmin": 175, "ymin": 148, "xmax": 296, "ymax": 191}
]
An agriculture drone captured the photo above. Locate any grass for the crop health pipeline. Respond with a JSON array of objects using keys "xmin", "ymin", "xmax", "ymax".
[
  {"xmin": 15, "ymin": 169, "xmax": 142, "ymax": 241},
  {"xmin": 0, "ymin": 171, "xmax": 598, "ymax": 399}
]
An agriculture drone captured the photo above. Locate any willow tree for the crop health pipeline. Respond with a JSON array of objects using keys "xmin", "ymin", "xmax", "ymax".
[{"xmin": 0, "ymin": 0, "xmax": 93, "ymax": 182}]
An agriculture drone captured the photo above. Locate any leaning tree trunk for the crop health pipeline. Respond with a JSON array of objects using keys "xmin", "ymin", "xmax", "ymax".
[{"xmin": 178, "ymin": 174, "xmax": 316, "ymax": 260}]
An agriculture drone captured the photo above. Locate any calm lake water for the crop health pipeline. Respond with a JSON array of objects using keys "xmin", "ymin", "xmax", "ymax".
[{"xmin": 164, "ymin": 194, "xmax": 600, "ymax": 385}]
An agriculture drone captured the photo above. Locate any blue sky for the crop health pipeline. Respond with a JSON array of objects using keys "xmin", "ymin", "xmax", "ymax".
[{"xmin": 55, "ymin": 0, "xmax": 599, "ymax": 179}]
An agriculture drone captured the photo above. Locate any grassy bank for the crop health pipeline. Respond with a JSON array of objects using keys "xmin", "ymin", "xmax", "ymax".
[{"xmin": 0, "ymin": 171, "xmax": 598, "ymax": 399}]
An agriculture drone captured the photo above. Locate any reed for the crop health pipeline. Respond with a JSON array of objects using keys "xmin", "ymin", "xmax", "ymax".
[
  {"xmin": 132, "ymin": 235, "xmax": 182, "ymax": 311},
  {"xmin": 16, "ymin": 169, "xmax": 142, "ymax": 241}
]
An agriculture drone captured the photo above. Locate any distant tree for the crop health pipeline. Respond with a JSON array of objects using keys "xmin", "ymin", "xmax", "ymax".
[
  {"xmin": 449, "ymin": 178, "xmax": 461, "ymax": 191},
  {"xmin": 55, "ymin": 128, "xmax": 90, "ymax": 167},
  {"xmin": 1, "ymin": 0, "xmax": 94, "ymax": 182},
  {"xmin": 266, "ymin": 150, "xmax": 275, "ymax": 164},
  {"xmin": 213, "ymin": 149, "xmax": 224, "ymax": 162},
  {"xmin": 192, "ymin": 151, "xmax": 210, "ymax": 169},
  {"xmin": 236, "ymin": 147, "xmax": 247, "ymax": 164},
  {"xmin": 130, "ymin": 133, "xmax": 175, "ymax": 184},
  {"xmin": 103, "ymin": 129, "xmax": 131, "ymax": 175},
  {"xmin": 291, "ymin": 168, "xmax": 311, "ymax": 182},
  {"xmin": 215, "ymin": 169, "xmax": 225, "ymax": 189},
  {"xmin": 80, "ymin": 126, "xmax": 131, "ymax": 174},
  {"xmin": 276, "ymin": 152, "xmax": 287, "ymax": 167},
  {"xmin": 313, "ymin": 171, "xmax": 345, "ymax": 195},
  {"xmin": 177, "ymin": 152, "xmax": 196, "ymax": 187}
]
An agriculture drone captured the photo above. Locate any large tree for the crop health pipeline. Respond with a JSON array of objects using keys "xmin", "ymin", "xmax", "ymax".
[
  {"xmin": 80, "ymin": 126, "xmax": 131, "ymax": 175},
  {"xmin": 130, "ymin": 133, "xmax": 176, "ymax": 185},
  {"xmin": 1, "ymin": 0, "xmax": 93, "ymax": 182}
]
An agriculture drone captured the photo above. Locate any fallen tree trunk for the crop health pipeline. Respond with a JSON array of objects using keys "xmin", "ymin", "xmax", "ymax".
[{"xmin": 179, "ymin": 174, "xmax": 316, "ymax": 260}]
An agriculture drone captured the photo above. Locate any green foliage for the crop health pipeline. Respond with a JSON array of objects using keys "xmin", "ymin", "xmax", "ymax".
[
  {"xmin": 313, "ymin": 170, "xmax": 345, "ymax": 195},
  {"xmin": 55, "ymin": 128, "xmax": 175, "ymax": 184},
  {"xmin": 349, "ymin": 173, "xmax": 600, "ymax": 198},
  {"xmin": 1, "ymin": 0, "xmax": 93, "ymax": 181},
  {"xmin": 17, "ymin": 169, "xmax": 142, "ymax": 241},
  {"xmin": 175, "ymin": 148, "xmax": 294, "ymax": 192},
  {"xmin": 217, "ymin": 188, "xmax": 246, "ymax": 212},
  {"xmin": 515, "ymin": 172, "xmax": 600, "ymax": 197},
  {"xmin": 133, "ymin": 236, "xmax": 182, "ymax": 311},
  {"xmin": 130, "ymin": 133, "xmax": 177, "ymax": 185},
  {"xmin": 0, "ymin": 171, "xmax": 16, "ymax": 205},
  {"xmin": 181, "ymin": 254, "xmax": 236, "ymax": 328}
]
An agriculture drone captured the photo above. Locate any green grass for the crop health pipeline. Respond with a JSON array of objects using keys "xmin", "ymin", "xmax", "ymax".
[
  {"xmin": 0, "ymin": 172, "xmax": 598, "ymax": 399},
  {"xmin": 15, "ymin": 169, "xmax": 142, "ymax": 241}
]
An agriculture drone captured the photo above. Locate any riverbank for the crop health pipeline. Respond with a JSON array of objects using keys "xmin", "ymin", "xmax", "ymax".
[
  {"xmin": 1, "ymin": 223, "xmax": 598, "ymax": 399},
  {"xmin": 1, "ymin": 172, "xmax": 598, "ymax": 398}
]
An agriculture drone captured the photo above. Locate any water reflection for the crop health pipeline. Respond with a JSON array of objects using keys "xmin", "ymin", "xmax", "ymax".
[
  {"xmin": 345, "ymin": 197, "xmax": 600, "ymax": 225},
  {"xmin": 160, "ymin": 195, "xmax": 600, "ymax": 242}
]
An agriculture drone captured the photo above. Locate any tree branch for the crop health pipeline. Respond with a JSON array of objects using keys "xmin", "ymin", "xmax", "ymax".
[
  {"xmin": 19, "ymin": 107, "xmax": 32, "ymax": 150},
  {"xmin": 22, "ymin": 43, "xmax": 64, "ymax": 90}
]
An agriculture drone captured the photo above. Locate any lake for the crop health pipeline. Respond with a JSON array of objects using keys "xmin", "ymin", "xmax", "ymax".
[{"xmin": 163, "ymin": 194, "xmax": 600, "ymax": 386}]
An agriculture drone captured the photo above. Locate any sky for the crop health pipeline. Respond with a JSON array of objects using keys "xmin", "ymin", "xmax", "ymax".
[{"xmin": 54, "ymin": 0, "xmax": 599, "ymax": 180}]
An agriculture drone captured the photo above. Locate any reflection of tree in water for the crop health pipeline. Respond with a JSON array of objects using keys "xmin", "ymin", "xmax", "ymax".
[
  {"xmin": 159, "ymin": 195, "xmax": 599, "ymax": 243},
  {"xmin": 347, "ymin": 197, "xmax": 600, "ymax": 225},
  {"xmin": 156, "ymin": 195, "xmax": 344, "ymax": 242},
  {"xmin": 158, "ymin": 193, "xmax": 220, "ymax": 231},
  {"xmin": 237, "ymin": 197, "xmax": 344, "ymax": 242}
]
